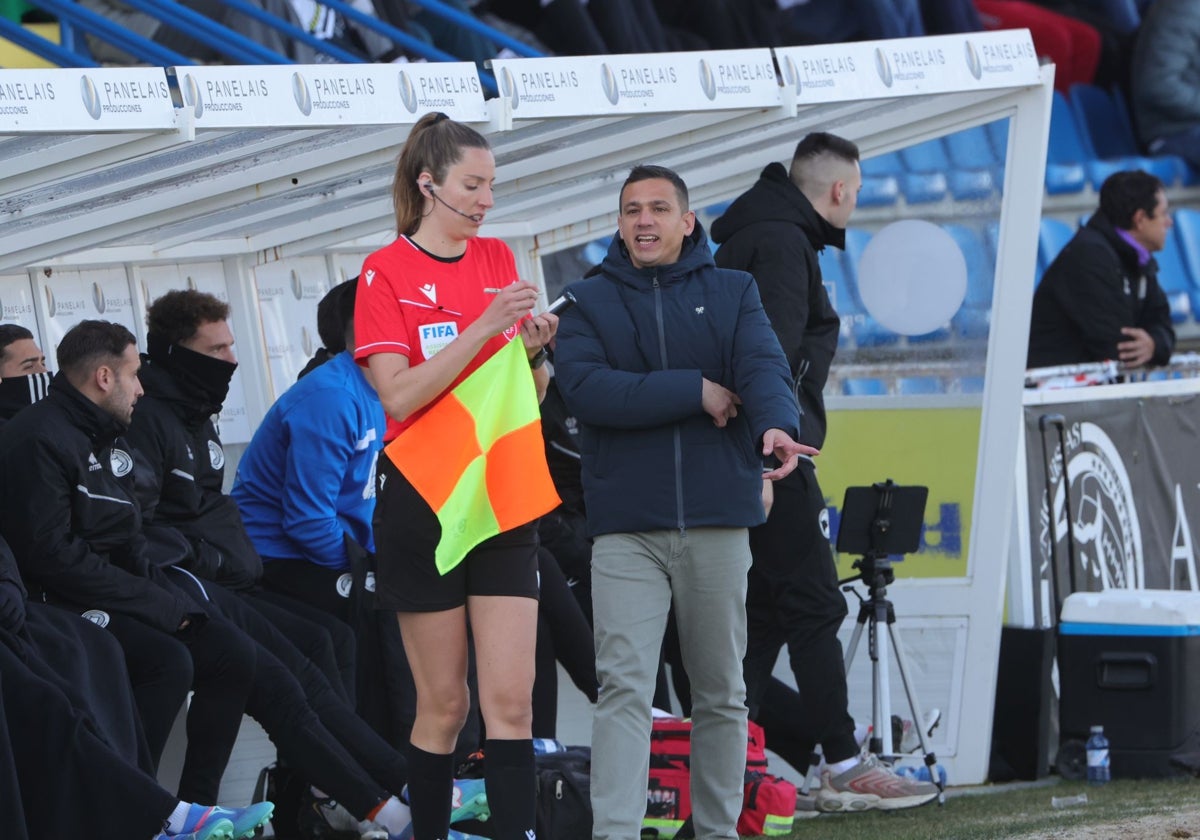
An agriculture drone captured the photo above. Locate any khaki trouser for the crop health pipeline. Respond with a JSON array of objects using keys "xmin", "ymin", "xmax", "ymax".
[{"xmin": 590, "ymin": 528, "xmax": 751, "ymax": 840}]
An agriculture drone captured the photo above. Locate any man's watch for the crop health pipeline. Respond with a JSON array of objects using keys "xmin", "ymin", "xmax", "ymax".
[{"xmin": 528, "ymin": 347, "xmax": 550, "ymax": 369}]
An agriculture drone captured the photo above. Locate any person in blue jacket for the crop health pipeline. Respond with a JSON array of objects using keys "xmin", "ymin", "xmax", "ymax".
[
  {"xmin": 232, "ymin": 279, "xmax": 385, "ymax": 592},
  {"xmin": 552, "ymin": 164, "xmax": 814, "ymax": 840}
]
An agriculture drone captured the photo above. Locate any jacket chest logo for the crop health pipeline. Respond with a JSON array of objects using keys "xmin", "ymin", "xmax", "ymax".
[
  {"xmin": 110, "ymin": 448, "xmax": 133, "ymax": 478},
  {"xmin": 695, "ymin": 306, "xmax": 705, "ymax": 315},
  {"xmin": 87, "ymin": 452, "xmax": 102, "ymax": 472},
  {"xmin": 208, "ymin": 440, "xmax": 225, "ymax": 470}
]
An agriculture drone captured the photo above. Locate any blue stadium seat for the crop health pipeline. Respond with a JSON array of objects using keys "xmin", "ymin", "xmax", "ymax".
[
  {"xmin": 942, "ymin": 222, "xmax": 994, "ymax": 340},
  {"xmin": 902, "ymin": 139, "xmax": 993, "ymax": 204},
  {"xmin": 945, "ymin": 125, "xmax": 1000, "ymax": 170},
  {"xmin": 897, "ymin": 376, "xmax": 943, "ymax": 395},
  {"xmin": 842, "ymin": 378, "xmax": 887, "ymax": 396},
  {"xmin": 1173, "ymin": 209, "xmax": 1200, "ymax": 316},
  {"xmin": 959, "ymin": 376, "xmax": 986, "ymax": 394},
  {"xmin": 859, "ymin": 152, "xmax": 902, "ymax": 207},
  {"xmin": 1154, "ymin": 228, "xmax": 1194, "ymax": 324},
  {"xmin": 818, "ymin": 247, "xmax": 860, "ymax": 347},
  {"xmin": 1068, "ymin": 84, "xmax": 1186, "ymax": 188},
  {"xmin": 1045, "ymin": 91, "xmax": 1090, "ymax": 194},
  {"xmin": 582, "ymin": 236, "xmax": 611, "ymax": 267},
  {"xmin": 942, "ymin": 222, "xmax": 994, "ymax": 309},
  {"xmin": 842, "ymin": 228, "xmax": 900, "ymax": 347},
  {"xmin": 865, "ymin": 150, "xmax": 946, "ymax": 205},
  {"xmin": 1037, "ymin": 217, "xmax": 1075, "ymax": 285}
]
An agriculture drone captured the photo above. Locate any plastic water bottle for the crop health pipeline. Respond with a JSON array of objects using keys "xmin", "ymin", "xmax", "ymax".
[
  {"xmin": 1086, "ymin": 725, "xmax": 1111, "ymax": 785},
  {"xmin": 896, "ymin": 763, "xmax": 948, "ymax": 787}
]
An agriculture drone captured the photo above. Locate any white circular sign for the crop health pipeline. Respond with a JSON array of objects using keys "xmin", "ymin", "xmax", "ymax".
[{"xmin": 856, "ymin": 220, "xmax": 968, "ymax": 336}]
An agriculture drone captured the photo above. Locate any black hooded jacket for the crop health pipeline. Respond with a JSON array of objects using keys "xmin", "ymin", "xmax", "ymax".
[
  {"xmin": 1028, "ymin": 211, "xmax": 1175, "ymax": 369},
  {"xmin": 711, "ymin": 162, "xmax": 842, "ymax": 450},
  {"xmin": 0, "ymin": 375, "xmax": 189, "ymax": 632},
  {"xmin": 124, "ymin": 359, "xmax": 262, "ymax": 591}
]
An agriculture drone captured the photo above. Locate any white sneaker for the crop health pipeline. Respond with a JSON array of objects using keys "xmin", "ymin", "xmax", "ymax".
[
  {"xmin": 305, "ymin": 796, "xmax": 389, "ymax": 839},
  {"xmin": 898, "ymin": 708, "xmax": 942, "ymax": 754}
]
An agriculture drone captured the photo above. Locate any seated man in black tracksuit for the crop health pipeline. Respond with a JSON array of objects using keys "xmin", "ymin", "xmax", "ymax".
[
  {"xmin": 0, "ymin": 531, "xmax": 272, "ymax": 840},
  {"xmin": 124, "ymin": 292, "xmax": 425, "ymax": 836},
  {"xmin": 0, "ymin": 320, "xmax": 414, "ymax": 836},
  {"xmin": 0, "ymin": 324, "xmax": 190, "ymax": 779},
  {"xmin": 124, "ymin": 291, "xmax": 356, "ymax": 703}
]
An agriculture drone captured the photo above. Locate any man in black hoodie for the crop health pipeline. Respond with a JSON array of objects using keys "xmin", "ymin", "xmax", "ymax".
[
  {"xmin": 1028, "ymin": 169, "xmax": 1175, "ymax": 370},
  {"xmin": 712, "ymin": 134, "xmax": 937, "ymax": 812}
]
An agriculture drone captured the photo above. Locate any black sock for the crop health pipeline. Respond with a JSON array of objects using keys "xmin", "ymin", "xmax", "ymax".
[
  {"xmin": 483, "ymin": 738, "xmax": 536, "ymax": 840},
  {"xmin": 407, "ymin": 744, "xmax": 454, "ymax": 840}
]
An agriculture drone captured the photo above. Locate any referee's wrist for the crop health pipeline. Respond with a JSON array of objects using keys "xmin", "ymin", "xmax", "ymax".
[{"xmin": 528, "ymin": 346, "xmax": 549, "ymax": 369}]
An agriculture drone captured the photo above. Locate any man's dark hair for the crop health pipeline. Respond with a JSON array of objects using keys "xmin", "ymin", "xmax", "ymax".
[
  {"xmin": 316, "ymin": 279, "xmax": 358, "ymax": 353},
  {"xmin": 791, "ymin": 132, "xmax": 860, "ymax": 167},
  {"xmin": 0, "ymin": 324, "xmax": 33, "ymax": 359},
  {"xmin": 1099, "ymin": 169, "xmax": 1165, "ymax": 229},
  {"xmin": 789, "ymin": 132, "xmax": 860, "ymax": 192},
  {"xmin": 56, "ymin": 320, "xmax": 136, "ymax": 382},
  {"xmin": 621, "ymin": 164, "xmax": 690, "ymax": 210},
  {"xmin": 146, "ymin": 289, "xmax": 231, "ymax": 345}
]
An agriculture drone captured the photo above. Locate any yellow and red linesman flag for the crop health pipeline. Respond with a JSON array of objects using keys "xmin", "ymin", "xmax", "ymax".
[{"xmin": 384, "ymin": 337, "xmax": 561, "ymax": 575}]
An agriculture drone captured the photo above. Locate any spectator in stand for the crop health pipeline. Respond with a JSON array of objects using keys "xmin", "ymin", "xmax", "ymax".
[
  {"xmin": 486, "ymin": 0, "xmax": 608, "ymax": 54},
  {"xmin": 79, "ymin": 0, "xmax": 415, "ymax": 64},
  {"xmin": 974, "ymin": 0, "xmax": 1101, "ymax": 92},
  {"xmin": 1131, "ymin": 0, "xmax": 1200, "ymax": 169},
  {"xmin": 1028, "ymin": 170, "xmax": 1176, "ymax": 369},
  {"xmin": 777, "ymin": 0, "xmax": 925, "ymax": 45},
  {"xmin": 654, "ymin": 0, "xmax": 776, "ymax": 49}
]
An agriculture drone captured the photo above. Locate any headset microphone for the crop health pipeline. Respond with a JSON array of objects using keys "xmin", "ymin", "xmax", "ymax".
[{"xmin": 425, "ymin": 184, "xmax": 483, "ymax": 223}]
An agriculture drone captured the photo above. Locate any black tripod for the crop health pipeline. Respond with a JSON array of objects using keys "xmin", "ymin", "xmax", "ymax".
[{"xmin": 836, "ymin": 480, "xmax": 944, "ymax": 795}]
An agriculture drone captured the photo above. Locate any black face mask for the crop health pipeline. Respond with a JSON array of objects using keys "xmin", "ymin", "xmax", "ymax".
[
  {"xmin": 147, "ymin": 332, "xmax": 238, "ymax": 411},
  {"xmin": 0, "ymin": 371, "xmax": 51, "ymax": 421}
]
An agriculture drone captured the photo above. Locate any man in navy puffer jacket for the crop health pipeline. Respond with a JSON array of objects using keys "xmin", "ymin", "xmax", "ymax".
[{"xmin": 554, "ymin": 164, "xmax": 813, "ymax": 840}]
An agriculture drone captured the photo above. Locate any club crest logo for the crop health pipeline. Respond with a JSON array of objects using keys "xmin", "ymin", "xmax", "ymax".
[
  {"xmin": 1039, "ymin": 421, "xmax": 1144, "ymax": 597},
  {"xmin": 44, "ymin": 285, "xmax": 56, "ymax": 318},
  {"xmin": 208, "ymin": 440, "xmax": 225, "ymax": 470},
  {"xmin": 110, "ymin": 448, "xmax": 133, "ymax": 477},
  {"xmin": 336, "ymin": 573, "xmax": 353, "ymax": 598},
  {"xmin": 81, "ymin": 609, "xmax": 110, "ymax": 628},
  {"xmin": 92, "ymin": 281, "xmax": 106, "ymax": 314}
]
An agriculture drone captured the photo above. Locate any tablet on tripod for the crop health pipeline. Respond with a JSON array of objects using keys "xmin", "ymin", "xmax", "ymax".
[{"xmin": 836, "ymin": 480, "xmax": 928, "ymax": 558}]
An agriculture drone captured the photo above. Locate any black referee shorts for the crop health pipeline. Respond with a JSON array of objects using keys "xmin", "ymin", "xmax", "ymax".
[{"xmin": 373, "ymin": 455, "xmax": 539, "ymax": 612}]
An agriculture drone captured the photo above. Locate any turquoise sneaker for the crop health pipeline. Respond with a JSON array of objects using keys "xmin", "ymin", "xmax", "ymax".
[
  {"xmin": 158, "ymin": 805, "xmax": 236, "ymax": 839},
  {"xmin": 200, "ymin": 803, "xmax": 275, "ymax": 839},
  {"xmin": 449, "ymin": 778, "xmax": 489, "ymax": 824}
]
